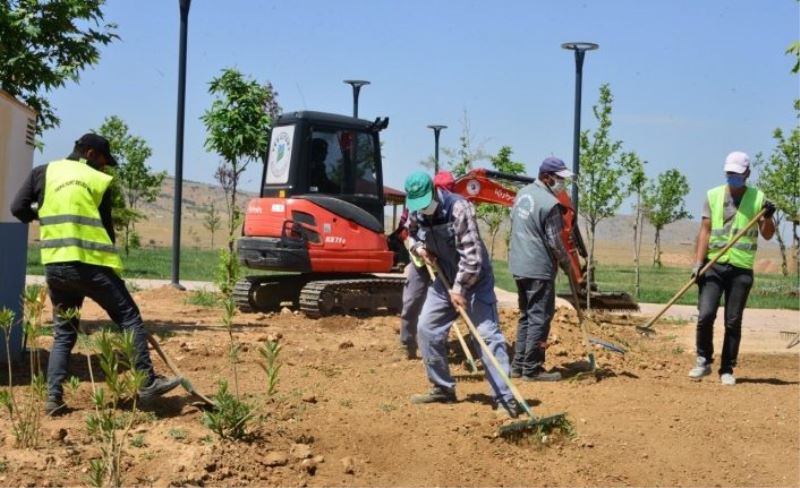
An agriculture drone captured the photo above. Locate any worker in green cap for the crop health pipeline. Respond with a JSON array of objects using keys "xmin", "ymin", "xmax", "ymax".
[{"xmin": 403, "ymin": 171, "xmax": 521, "ymax": 418}]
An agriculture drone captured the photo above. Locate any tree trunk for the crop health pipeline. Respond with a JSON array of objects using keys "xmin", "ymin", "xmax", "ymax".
[
  {"xmin": 633, "ymin": 194, "xmax": 642, "ymax": 298},
  {"xmin": 489, "ymin": 228, "xmax": 497, "ymax": 260},
  {"xmin": 586, "ymin": 220, "xmax": 597, "ymax": 312},
  {"xmin": 653, "ymin": 227, "xmax": 662, "ymax": 267},
  {"xmin": 793, "ymin": 221, "xmax": 799, "ymax": 284},
  {"xmin": 774, "ymin": 215, "xmax": 788, "ymax": 276}
]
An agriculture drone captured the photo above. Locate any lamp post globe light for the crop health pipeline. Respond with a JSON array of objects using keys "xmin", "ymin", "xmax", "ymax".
[
  {"xmin": 171, "ymin": 0, "xmax": 191, "ymax": 290},
  {"xmin": 343, "ymin": 80, "xmax": 370, "ymax": 118},
  {"xmin": 561, "ymin": 41, "xmax": 598, "ymax": 211},
  {"xmin": 427, "ymin": 124, "xmax": 447, "ymax": 173}
]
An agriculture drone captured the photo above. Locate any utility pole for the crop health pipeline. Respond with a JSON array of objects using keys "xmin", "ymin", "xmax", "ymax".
[
  {"xmin": 171, "ymin": 0, "xmax": 191, "ymax": 290},
  {"xmin": 343, "ymin": 80, "xmax": 370, "ymax": 118},
  {"xmin": 427, "ymin": 125, "xmax": 447, "ymax": 173},
  {"xmin": 561, "ymin": 41, "xmax": 599, "ymax": 211}
]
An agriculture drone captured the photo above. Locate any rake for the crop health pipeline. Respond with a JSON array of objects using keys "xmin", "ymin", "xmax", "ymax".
[
  {"xmin": 429, "ymin": 262, "xmax": 570, "ymax": 439},
  {"xmin": 638, "ymin": 209, "xmax": 767, "ymax": 333},
  {"xmin": 147, "ymin": 334, "xmax": 216, "ymax": 408},
  {"xmin": 565, "ymin": 272, "xmax": 626, "ymax": 372},
  {"xmin": 780, "ymin": 330, "xmax": 800, "ymax": 349}
]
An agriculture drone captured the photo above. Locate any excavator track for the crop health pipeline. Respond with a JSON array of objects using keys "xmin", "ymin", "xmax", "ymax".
[
  {"xmin": 234, "ymin": 274, "xmax": 405, "ymax": 317},
  {"xmin": 299, "ymin": 277, "xmax": 404, "ymax": 318}
]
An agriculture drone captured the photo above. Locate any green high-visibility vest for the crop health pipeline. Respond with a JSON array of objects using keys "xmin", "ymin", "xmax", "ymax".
[
  {"xmin": 38, "ymin": 159, "xmax": 123, "ymax": 272},
  {"xmin": 707, "ymin": 184, "xmax": 764, "ymax": 270}
]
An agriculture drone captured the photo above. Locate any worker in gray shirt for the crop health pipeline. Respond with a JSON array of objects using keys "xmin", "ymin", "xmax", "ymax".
[{"xmin": 508, "ymin": 157, "xmax": 573, "ymax": 381}]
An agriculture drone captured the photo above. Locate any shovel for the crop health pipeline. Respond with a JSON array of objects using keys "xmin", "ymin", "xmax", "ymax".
[
  {"xmin": 429, "ymin": 262, "xmax": 569, "ymax": 439},
  {"xmin": 147, "ymin": 334, "xmax": 216, "ymax": 408},
  {"xmin": 638, "ymin": 208, "xmax": 767, "ymax": 333}
]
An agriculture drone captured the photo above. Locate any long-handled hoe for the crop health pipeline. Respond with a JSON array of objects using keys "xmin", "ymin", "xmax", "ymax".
[
  {"xmin": 146, "ymin": 334, "xmax": 216, "ymax": 408},
  {"xmin": 637, "ymin": 208, "xmax": 767, "ymax": 334},
  {"xmin": 429, "ymin": 262, "xmax": 571, "ymax": 439}
]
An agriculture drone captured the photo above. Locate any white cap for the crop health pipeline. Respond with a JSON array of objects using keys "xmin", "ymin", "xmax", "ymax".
[{"xmin": 724, "ymin": 151, "xmax": 750, "ymax": 174}]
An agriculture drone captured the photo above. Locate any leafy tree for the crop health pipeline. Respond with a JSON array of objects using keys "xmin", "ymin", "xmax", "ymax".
[
  {"xmin": 96, "ymin": 116, "xmax": 165, "ymax": 256},
  {"xmin": 0, "ymin": 0, "xmax": 117, "ymax": 134},
  {"xmin": 621, "ymin": 153, "xmax": 647, "ymax": 298},
  {"xmin": 202, "ymin": 68, "xmax": 279, "ymax": 401},
  {"xmin": 754, "ymin": 100, "xmax": 800, "ymax": 278},
  {"xmin": 201, "ymin": 68, "xmax": 279, "ymax": 295},
  {"xmin": 476, "ymin": 146, "xmax": 525, "ymax": 259},
  {"xmin": 787, "ymin": 41, "xmax": 800, "ymax": 74},
  {"xmin": 203, "ymin": 201, "xmax": 222, "ymax": 249},
  {"xmin": 577, "ymin": 83, "xmax": 628, "ymax": 295},
  {"xmin": 643, "ymin": 169, "xmax": 691, "ymax": 267}
]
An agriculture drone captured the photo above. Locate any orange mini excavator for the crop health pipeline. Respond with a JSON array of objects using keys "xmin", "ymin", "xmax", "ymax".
[
  {"xmin": 451, "ymin": 168, "xmax": 639, "ymax": 311},
  {"xmin": 234, "ymin": 111, "xmax": 407, "ymax": 317},
  {"xmin": 235, "ymin": 111, "xmax": 635, "ymax": 316}
]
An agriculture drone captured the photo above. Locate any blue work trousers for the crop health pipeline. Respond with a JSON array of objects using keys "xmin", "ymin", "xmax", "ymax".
[{"xmin": 417, "ymin": 280, "xmax": 514, "ymax": 407}]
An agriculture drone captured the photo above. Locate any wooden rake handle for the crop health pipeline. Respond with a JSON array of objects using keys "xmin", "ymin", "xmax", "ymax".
[
  {"xmin": 429, "ymin": 262, "xmax": 535, "ymax": 418},
  {"xmin": 640, "ymin": 208, "xmax": 767, "ymax": 331}
]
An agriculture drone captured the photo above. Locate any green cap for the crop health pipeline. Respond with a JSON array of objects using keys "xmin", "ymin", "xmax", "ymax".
[{"xmin": 404, "ymin": 171, "xmax": 434, "ymax": 212}]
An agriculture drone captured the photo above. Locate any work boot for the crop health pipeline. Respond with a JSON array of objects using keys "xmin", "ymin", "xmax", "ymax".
[
  {"xmin": 495, "ymin": 398, "xmax": 523, "ymax": 419},
  {"xmin": 138, "ymin": 375, "xmax": 183, "ymax": 401},
  {"xmin": 522, "ymin": 369, "xmax": 562, "ymax": 382},
  {"xmin": 688, "ymin": 357, "xmax": 712, "ymax": 380},
  {"xmin": 44, "ymin": 397, "xmax": 67, "ymax": 417},
  {"xmin": 509, "ymin": 367, "xmax": 522, "ymax": 379},
  {"xmin": 410, "ymin": 386, "xmax": 456, "ymax": 404},
  {"xmin": 720, "ymin": 373, "xmax": 736, "ymax": 386}
]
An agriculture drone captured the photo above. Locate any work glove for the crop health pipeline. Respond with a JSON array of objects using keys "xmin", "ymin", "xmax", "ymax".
[
  {"xmin": 690, "ymin": 262, "xmax": 703, "ymax": 283},
  {"xmin": 762, "ymin": 200, "xmax": 777, "ymax": 219}
]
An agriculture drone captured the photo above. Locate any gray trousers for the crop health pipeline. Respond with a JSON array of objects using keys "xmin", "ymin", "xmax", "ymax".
[
  {"xmin": 417, "ymin": 280, "xmax": 514, "ymax": 407},
  {"xmin": 512, "ymin": 278, "xmax": 556, "ymax": 375},
  {"xmin": 400, "ymin": 263, "xmax": 430, "ymax": 348}
]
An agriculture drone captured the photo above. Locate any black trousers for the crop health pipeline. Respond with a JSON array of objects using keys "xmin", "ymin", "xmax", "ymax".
[
  {"xmin": 44, "ymin": 262, "xmax": 155, "ymax": 399},
  {"xmin": 512, "ymin": 277, "xmax": 555, "ymax": 376},
  {"xmin": 696, "ymin": 262, "xmax": 754, "ymax": 375}
]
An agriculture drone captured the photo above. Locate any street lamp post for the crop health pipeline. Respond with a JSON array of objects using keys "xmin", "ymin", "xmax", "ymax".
[
  {"xmin": 427, "ymin": 125, "xmax": 447, "ymax": 173},
  {"xmin": 171, "ymin": 0, "xmax": 191, "ymax": 290},
  {"xmin": 561, "ymin": 41, "xmax": 599, "ymax": 210},
  {"xmin": 343, "ymin": 80, "xmax": 370, "ymax": 118}
]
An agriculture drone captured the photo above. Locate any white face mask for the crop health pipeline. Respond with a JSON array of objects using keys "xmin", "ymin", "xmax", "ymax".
[
  {"xmin": 421, "ymin": 199, "xmax": 439, "ymax": 215},
  {"xmin": 548, "ymin": 178, "xmax": 566, "ymax": 193}
]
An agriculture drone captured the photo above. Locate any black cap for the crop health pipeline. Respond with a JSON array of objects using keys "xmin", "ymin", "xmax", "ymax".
[{"xmin": 75, "ymin": 133, "xmax": 117, "ymax": 166}]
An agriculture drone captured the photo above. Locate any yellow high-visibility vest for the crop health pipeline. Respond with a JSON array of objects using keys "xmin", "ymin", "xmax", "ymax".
[
  {"xmin": 707, "ymin": 184, "xmax": 764, "ymax": 270},
  {"xmin": 38, "ymin": 159, "xmax": 123, "ymax": 272}
]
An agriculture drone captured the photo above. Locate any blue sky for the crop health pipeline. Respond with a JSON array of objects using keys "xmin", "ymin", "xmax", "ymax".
[{"xmin": 38, "ymin": 0, "xmax": 799, "ymax": 217}]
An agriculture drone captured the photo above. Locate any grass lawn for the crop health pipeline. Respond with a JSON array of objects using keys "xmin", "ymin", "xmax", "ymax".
[
  {"xmin": 492, "ymin": 260, "xmax": 799, "ymax": 310},
  {"xmin": 26, "ymin": 246, "xmax": 798, "ymax": 309}
]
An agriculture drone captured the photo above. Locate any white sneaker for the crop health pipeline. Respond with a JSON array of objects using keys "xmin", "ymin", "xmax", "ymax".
[
  {"xmin": 688, "ymin": 357, "xmax": 712, "ymax": 379},
  {"xmin": 720, "ymin": 373, "xmax": 736, "ymax": 386}
]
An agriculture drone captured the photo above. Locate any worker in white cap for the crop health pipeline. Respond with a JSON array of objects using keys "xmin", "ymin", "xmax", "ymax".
[{"xmin": 687, "ymin": 151, "xmax": 775, "ymax": 385}]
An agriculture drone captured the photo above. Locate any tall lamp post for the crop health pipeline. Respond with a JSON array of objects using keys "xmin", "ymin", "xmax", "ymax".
[
  {"xmin": 427, "ymin": 124, "xmax": 447, "ymax": 173},
  {"xmin": 561, "ymin": 42, "xmax": 598, "ymax": 210},
  {"xmin": 343, "ymin": 80, "xmax": 370, "ymax": 118},
  {"xmin": 171, "ymin": 0, "xmax": 191, "ymax": 290}
]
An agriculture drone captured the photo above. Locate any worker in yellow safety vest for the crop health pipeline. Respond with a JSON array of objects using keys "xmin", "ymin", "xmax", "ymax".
[
  {"xmin": 11, "ymin": 134, "xmax": 182, "ymax": 415},
  {"xmin": 687, "ymin": 151, "xmax": 776, "ymax": 386}
]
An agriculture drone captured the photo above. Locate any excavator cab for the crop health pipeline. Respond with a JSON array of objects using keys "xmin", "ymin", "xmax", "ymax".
[{"xmin": 236, "ymin": 111, "xmax": 403, "ymax": 316}]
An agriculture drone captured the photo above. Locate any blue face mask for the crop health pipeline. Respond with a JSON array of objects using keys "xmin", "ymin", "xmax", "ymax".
[{"xmin": 726, "ymin": 174, "xmax": 746, "ymax": 188}]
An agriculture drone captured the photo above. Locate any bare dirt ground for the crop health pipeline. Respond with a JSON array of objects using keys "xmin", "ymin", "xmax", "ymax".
[{"xmin": 1, "ymin": 287, "xmax": 798, "ymax": 487}]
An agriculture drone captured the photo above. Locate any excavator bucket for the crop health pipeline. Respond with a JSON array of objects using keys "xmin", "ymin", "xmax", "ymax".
[{"xmin": 557, "ymin": 290, "xmax": 640, "ymax": 312}]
